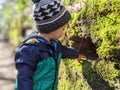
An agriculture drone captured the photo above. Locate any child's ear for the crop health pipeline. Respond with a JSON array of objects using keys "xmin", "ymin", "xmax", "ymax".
[{"xmin": 50, "ymin": 31, "xmax": 55, "ymax": 35}]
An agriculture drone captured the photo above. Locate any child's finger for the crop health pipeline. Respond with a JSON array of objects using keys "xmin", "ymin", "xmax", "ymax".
[{"xmin": 77, "ymin": 55, "xmax": 86, "ymax": 62}]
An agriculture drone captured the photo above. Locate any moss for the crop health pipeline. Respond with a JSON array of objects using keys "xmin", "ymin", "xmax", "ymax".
[
  {"xmin": 88, "ymin": 0, "xmax": 120, "ymax": 61},
  {"xmin": 95, "ymin": 60, "xmax": 120, "ymax": 89},
  {"xmin": 58, "ymin": 60, "xmax": 92, "ymax": 90},
  {"xmin": 95, "ymin": 60, "xmax": 120, "ymax": 80},
  {"xmin": 61, "ymin": 0, "xmax": 120, "ymax": 89},
  {"xmin": 64, "ymin": 59, "xmax": 83, "ymax": 73}
]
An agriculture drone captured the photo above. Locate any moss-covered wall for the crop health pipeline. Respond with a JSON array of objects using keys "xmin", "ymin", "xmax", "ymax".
[{"xmin": 58, "ymin": 0, "xmax": 120, "ymax": 90}]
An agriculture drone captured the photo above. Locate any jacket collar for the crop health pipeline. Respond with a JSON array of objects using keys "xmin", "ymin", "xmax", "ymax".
[{"xmin": 22, "ymin": 34, "xmax": 57, "ymax": 52}]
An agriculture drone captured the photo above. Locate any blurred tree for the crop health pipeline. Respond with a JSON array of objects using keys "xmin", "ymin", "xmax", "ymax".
[{"xmin": 1, "ymin": 0, "xmax": 33, "ymax": 45}]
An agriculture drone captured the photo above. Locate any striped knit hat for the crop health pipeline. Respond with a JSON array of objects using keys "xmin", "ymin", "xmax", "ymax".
[{"xmin": 32, "ymin": 0, "xmax": 71, "ymax": 33}]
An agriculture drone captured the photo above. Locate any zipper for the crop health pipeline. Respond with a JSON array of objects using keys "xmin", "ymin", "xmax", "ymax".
[
  {"xmin": 51, "ymin": 41, "xmax": 58, "ymax": 90},
  {"xmin": 50, "ymin": 42, "xmax": 58, "ymax": 90},
  {"xmin": 52, "ymin": 55, "xmax": 58, "ymax": 90}
]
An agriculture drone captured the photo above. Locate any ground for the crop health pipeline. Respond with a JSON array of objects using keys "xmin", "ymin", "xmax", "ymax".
[{"xmin": 0, "ymin": 34, "xmax": 16, "ymax": 90}]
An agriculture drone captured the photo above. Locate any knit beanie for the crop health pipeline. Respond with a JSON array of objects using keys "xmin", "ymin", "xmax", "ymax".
[{"xmin": 32, "ymin": 0, "xmax": 71, "ymax": 33}]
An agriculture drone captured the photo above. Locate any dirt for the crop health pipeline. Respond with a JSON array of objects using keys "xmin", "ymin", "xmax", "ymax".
[{"xmin": 0, "ymin": 34, "xmax": 16, "ymax": 90}]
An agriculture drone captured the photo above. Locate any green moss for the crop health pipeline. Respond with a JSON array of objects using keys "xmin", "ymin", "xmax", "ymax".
[
  {"xmin": 60, "ymin": 0, "xmax": 120, "ymax": 89},
  {"xmin": 64, "ymin": 59, "xmax": 83, "ymax": 73},
  {"xmin": 58, "ymin": 61, "xmax": 92, "ymax": 90},
  {"xmin": 95, "ymin": 60, "xmax": 120, "ymax": 89},
  {"xmin": 95, "ymin": 60, "xmax": 120, "ymax": 80}
]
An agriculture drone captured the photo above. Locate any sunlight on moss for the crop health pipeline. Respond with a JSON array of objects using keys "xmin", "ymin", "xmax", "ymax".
[{"xmin": 95, "ymin": 60, "xmax": 120, "ymax": 80}]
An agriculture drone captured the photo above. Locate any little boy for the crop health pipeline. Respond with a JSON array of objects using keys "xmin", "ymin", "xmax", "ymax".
[{"xmin": 15, "ymin": 0, "xmax": 85, "ymax": 90}]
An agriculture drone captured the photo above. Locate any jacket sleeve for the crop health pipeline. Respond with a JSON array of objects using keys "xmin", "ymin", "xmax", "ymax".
[
  {"xmin": 58, "ymin": 41, "xmax": 79, "ymax": 59},
  {"xmin": 15, "ymin": 44, "xmax": 40, "ymax": 90}
]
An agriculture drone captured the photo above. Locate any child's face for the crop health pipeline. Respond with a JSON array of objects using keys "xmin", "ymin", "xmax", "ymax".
[{"xmin": 49, "ymin": 25, "xmax": 66, "ymax": 39}]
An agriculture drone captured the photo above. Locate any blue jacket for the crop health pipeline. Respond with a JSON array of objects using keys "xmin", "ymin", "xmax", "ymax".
[{"xmin": 15, "ymin": 34, "xmax": 79, "ymax": 90}]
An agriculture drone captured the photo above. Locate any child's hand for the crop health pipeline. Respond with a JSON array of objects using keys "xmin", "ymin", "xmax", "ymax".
[{"xmin": 77, "ymin": 55, "xmax": 86, "ymax": 62}]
